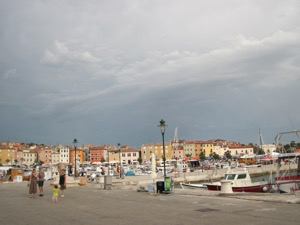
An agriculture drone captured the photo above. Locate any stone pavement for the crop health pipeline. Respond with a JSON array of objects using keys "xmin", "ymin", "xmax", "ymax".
[{"xmin": 0, "ymin": 182, "xmax": 300, "ymax": 225}]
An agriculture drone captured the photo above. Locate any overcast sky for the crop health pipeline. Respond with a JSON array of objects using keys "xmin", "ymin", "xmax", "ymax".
[{"xmin": 1, "ymin": 0, "xmax": 300, "ymax": 146}]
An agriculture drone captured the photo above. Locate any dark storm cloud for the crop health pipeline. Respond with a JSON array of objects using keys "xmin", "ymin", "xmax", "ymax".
[{"xmin": 1, "ymin": 0, "xmax": 300, "ymax": 146}]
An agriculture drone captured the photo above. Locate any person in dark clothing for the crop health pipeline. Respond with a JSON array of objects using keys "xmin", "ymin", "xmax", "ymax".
[
  {"xmin": 59, "ymin": 169, "xmax": 66, "ymax": 197},
  {"xmin": 38, "ymin": 166, "xmax": 45, "ymax": 196}
]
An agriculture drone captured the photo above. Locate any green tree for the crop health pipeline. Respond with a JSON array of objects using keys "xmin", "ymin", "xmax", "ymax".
[
  {"xmin": 257, "ymin": 148, "xmax": 265, "ymax": 155},
  {"xmin": 14, "ymin": 159, "xmax": 18, "ymax": 164},
  {"xmin": 101, "ymin": 157, "xmax": 106, "ymax": 163},
  {"xmin": 137, "ymin": 157, "xmax": 143, "ymax": 164},
  {"xmin": 253, "ymin": 145, "xmax": 265, "ymax": 155},
  {"xmin": 200, "ymin": 152, "xmax": 206, "ymax": 161},
  {"xmin": 224, "ymin": 151, "xmax": 232, "ymax": 159},
  {"xmin": 212, "ymin": 152, "xmax": 220, "ymax": 160},
  {"xmin": 5, "ymin": 159, "xmax": 10, "ymax": 164}
]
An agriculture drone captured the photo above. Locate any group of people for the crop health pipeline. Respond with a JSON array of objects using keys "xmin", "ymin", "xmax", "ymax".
[{"xmin": 28, "ymin": 167, "xmax": 66, "ymax": 203}]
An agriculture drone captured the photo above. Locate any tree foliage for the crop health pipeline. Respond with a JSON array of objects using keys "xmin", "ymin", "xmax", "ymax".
[
  {"xmin": 137, "ymin": 157, "xmax": 143, "ymax": 164},
  {"xmin": 253, "ymin": 145, "xmax": 265, "ymax": 155},
  {"xmin": 200, "ymin": 152, "xmax": 206, "ymax": 161},
  {"xmin": 224, "ymin": 151, "xmax": 232, "ymax": 159},
  {"xmin": 212, "ymin": 152, "xmax": 220, "ymax": 160}
]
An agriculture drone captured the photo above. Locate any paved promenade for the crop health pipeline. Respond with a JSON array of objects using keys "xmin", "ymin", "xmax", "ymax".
[{"xmin": 0, "ymin": 181, "xmax": 299, "ymax": 225}]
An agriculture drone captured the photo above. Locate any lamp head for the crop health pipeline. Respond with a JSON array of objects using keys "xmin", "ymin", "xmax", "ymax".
[{"xmin": 158, "ymin": 119, "xmax": 167, "ymax": 134}]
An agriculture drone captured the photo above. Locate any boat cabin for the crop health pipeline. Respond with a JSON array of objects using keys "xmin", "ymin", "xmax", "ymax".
[{"xmin": 224, "ymin": 170, "xmax": 251, "ymax": 182}]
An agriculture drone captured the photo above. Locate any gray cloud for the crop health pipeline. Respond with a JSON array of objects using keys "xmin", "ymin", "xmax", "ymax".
[{"xmin": 1, "ymin": 0, "xmax": 300, "ymax": 146}]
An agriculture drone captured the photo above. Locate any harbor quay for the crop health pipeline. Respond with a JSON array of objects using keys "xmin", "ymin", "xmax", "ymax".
[
  {"xmin": 0, "ymin": 181, "xmax": 300, "ymax": 225},
  {"xmin": 110, "ymin": 163, "xmax": 298, "ymax": 187}
]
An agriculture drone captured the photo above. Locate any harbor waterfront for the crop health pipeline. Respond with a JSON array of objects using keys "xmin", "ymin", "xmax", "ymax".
[
  {"xmin": 0, "ymin": 179, "xmax": 300, "ymax": 225},
  {"xmin": 105, "ymin": 163, "xmax": 298, "ymax": 187}
]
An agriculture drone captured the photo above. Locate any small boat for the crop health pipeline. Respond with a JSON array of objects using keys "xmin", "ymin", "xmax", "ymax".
[
  {"xmin": 274, "ymin": 153, "xmax": 300, "ymax": 193},
  {"xmin": 275, "ymin": 175, "xmax": 300, "ymax": 193},
  {"xmin": 273, "ymin": 131, "xmax": 300, "ymax": 193},
  {"xmin": 204, "ymin": 168, "xmax": 271, "ymax": 192},
  {"xmin": 180, "ymin": 182, "xmax": 207, "ymax": 189}
]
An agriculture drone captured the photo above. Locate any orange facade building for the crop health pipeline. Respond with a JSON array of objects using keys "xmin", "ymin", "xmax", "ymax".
[{"xmin": 69, "ymin": 148, "xmax": 84, "ymax": 164}]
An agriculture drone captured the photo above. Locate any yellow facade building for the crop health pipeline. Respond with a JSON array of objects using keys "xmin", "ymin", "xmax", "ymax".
[
  {"xmin": 0, "ymin": 146, "xmax": 16, "ymax": 165},
  {"xmin": 199, "ymin": 141, "xmax": 214, "ymax": 157},
  {"xmin": 183, "ymin": 141, "xmax": 197, "ymax": 158},
  {"xmin": 141, "ymin": 142, "xmax": 172, "ymax": 162}
]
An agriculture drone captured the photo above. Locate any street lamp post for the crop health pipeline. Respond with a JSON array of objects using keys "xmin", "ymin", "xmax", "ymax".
[
  {"xmin": 158, "ymin": 119, "xmax": 167, "ymax": 178},
  {"xmin": 73, "ymin": 139, "xmax": 78, "ymax": 177},
  {"xmin": 118, "ymin": 143, "xmax": 121, "ymax": 178}
]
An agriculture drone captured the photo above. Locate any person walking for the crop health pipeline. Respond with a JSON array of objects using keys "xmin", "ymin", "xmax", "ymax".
[
  {"xmin": 38, "ymin": 166, "xmax": 45, "ymax": 196},
  {"xmin": 28, "ymin": 168, "xmax": 38, "ymax": 198},
  {"xmin": 59, "ymin": 169, "xmax": 66, "ymax": 197}
]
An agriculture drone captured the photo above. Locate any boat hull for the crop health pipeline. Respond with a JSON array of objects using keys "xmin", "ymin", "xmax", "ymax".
[
  {"xmin": 206, "ymin": 184, "xmax": 270, "ymax": 192},
  {"xmin": 275, "ymin": 176, "xmax": 300, "ymax": 193}
]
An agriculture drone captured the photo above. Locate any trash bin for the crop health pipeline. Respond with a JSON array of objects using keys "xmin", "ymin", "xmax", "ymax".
[
  {"xmin": 156, "ymin": 181, "xmax": 164, "ymax": 193},
  {"xmin": 164, "ymin": 177, "xmax": 172, "ymax": 192}
]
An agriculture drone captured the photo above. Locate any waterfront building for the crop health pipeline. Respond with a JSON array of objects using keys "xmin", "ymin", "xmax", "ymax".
[
  {"xmin": 198, "ymin": 141, "xmax": 214, "ymax": 157},
  {"xmin": 22, "ymin": 149, "xmax": 37, "ymax": 166},
  {"xmin": 0, "ymin": 145, "xmax": 16, "ymax": 165},
  {"xmin": 107, "ymin": 145, "xmax": 119, "ymax": 163},
  {"xmin": 57, "ymin": 145, "xmax": 69, "ymax": 164},
  {"xmin": 228, "ymin": 145, "xmax": 254, "ymax": 157},
  {"xmin": 210, "ymin": 139, "xmax": 230, "ymax": 157},
  {"xmin": 37, "ymin": 147, "xmax": 52, "ymax": 164},
  {"xmin": 120, "ymin": 146, "xmax": 140, "ymax": 165},
  {"xmin": 261, "ymin": 144, "xmax": 276, "ymax": 155},
  {"xmin": 16, "ymin": 149, "xmax": 23, "ymax": 165},
  {"xmin": 183, "ymin": 140, "xmax": 196, "ymax": 158},
  {"xmin": 89, "ymin": 145, "xmax": 105, "ymax": 163},
  {"xmin": 69, "ymin": 147, "xmax": 84, "ymax": 164},
  {"xmin": 141, "ymin": 142, "xmax": 172, "ymax": 162},
  {"xmin": 171, "ymin": 140, "xmax": 185, "ymax": 160},
  {"xmin": 82, "ymin": 145, "xmax": 90, "ymax": 163},
  {"xmin": 51, "ymin": 149, "xmax": 60, "ymax": 165}
]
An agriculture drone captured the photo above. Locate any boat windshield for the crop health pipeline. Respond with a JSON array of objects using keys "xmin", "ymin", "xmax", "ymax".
[{"xmin": 225, "ymin": 174, "xmax": 236, "ymax": 180}]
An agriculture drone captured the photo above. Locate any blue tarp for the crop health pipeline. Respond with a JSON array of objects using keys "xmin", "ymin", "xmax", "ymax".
[{"xmin": 125, "ymin": 171, "xmax": 135, "ymax": 176}]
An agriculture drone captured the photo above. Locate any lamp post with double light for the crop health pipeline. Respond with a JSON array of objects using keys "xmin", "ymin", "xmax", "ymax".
[{"xmin": 158, "ymin": 119, "xmax": 167, "ymax": 178}]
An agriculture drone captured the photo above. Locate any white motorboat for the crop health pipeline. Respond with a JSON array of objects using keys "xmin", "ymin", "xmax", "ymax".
[{"xmin": 204, "ymin": 168, "xmax": 271, "ymax": 192}]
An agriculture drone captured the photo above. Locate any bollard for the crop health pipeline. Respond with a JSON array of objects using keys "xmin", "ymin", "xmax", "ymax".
[
  {"xmin": 104, "ymin": 176, "xmax": 112, "ymax": 190},
  {"xmin": 220, "ymin": 180, "xmax": 233, "ymax": 194}
]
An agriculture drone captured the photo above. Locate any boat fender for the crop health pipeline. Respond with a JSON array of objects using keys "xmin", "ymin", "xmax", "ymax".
[{"xmin": 263, "ymin": 186, "xmax": 269, "ymax": 192}]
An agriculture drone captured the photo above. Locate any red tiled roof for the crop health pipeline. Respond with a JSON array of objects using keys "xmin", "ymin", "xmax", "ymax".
[
  {"xmin": 229, "ymin": 145, "xmax": 253, "ymax": 149},
  {"xmin": 90, "ymin": 146, "xmax": 105, "ymax": 150}
]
